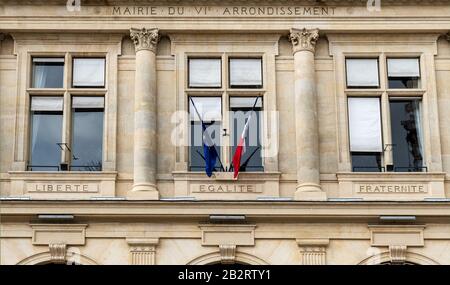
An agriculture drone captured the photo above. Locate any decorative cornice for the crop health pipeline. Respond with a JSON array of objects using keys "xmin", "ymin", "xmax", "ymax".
[
  {"xmin": 49, "ymin": 243, "xmax": 66, "ymax": 264},
  {"xmin": 389, "ymin": 245, "xmax": 407, "ymax": 264},
  {"xmin": 289, "ymin": 28, "xmax": 319, "ymax": 54},
  {"xmin": 130, "ymin": 27, "xmax": 160, "ymax": 53},
  {"xmin": 219, "ymin": 244, "xmax": 236, "ymax": 264}
]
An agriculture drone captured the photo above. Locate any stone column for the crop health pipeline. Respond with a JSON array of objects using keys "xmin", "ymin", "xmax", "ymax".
[
  {"xmin": 128, "ymin": 28, "xmax": 160, "ymax": 200},
  {"xmin": 289, "ymin": 28, "xmax": 326, "ymax": 201}
]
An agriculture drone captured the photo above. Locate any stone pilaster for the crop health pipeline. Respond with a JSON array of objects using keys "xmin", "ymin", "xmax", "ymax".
[
  {"xmin": 127, "ymin": 238, "xmax": 159, "ymax": 265},
  {"xmin": 296, "ymin": 239, "xmax": 329, "ymax": 265},
  {"xmin": 128, "ymin": 28, "xmax": 160, "ymax": 200},
  {"xmin": 289, "ymin": 28, "xmax": 326, "ymax": 201}
]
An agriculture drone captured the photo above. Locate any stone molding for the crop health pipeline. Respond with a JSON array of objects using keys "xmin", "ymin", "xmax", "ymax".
[
  {"xmin": 49, "ymin": 243, "xmax": 67, "ymax": 264},
  {"xmin": 296, "ymin": 239, "xmax": 329, "ymax": 265},
  {"xmin": 130, "ymin": 27, "xmax": 160, "ymax": 53},
  {"xmin": 199, "ymin": 224, "xmax": 256, "ymax": 246},
  {"xmin": 289, "ymin": 28, "xmax": 319, "ymax": 54},
  {"xmin": 219, "ymin": 244, "xmax": 237, "ymax": 264},
  {"xmin": 126, "ymin": 238, "xmax": 159, "ymax": 265},
  {"xmin": 368, "ymin": 225, "xmax": 425, "ymax": 247},
  {"xmin": 30, "ymin": 224, "xmax": 87, "ymax": 245}
]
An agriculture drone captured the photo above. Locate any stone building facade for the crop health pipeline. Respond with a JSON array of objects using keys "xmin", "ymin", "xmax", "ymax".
[{"xmin": 1, "ymin": 0, "xmax": 450, "ymax": 265}]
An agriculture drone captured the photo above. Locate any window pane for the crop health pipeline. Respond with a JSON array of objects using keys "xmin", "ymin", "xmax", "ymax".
[
  {"xmin": 351, "ymin": 153, "xmax": 382, "ymax": 172},
  {"xmin": 229, "ymin": 58, "xmax": 262, "ymax": 88},
  {"xmin": 189, "ymin": 97, "xmax": 221, "ymax": 121},
  {"xmin": 346, "ymin": 59, "xmax": 379, "ymax": 87},
  {"xmin": 73, "ymin": 58, "xmax": 105, "ymax": 87},
  {"xmin": 189, "ymin": 121, "xmax": 221, "ymax": 171},
  {"xmin": 348, "ymin": 97, "xmax": 383, "ymax": 152},
  {"xmin": 71, "ymin": 102, "xmax": 104, "ymax": 171},
  {"xmin": 188, "ymin": 59, "xmax": 221, "ymax": 88},
  {"xmin": 231, "ymin": 97, "xmax": 263, "ymax": 172},
  {"xmin": 30, "ymin": 111, "xmax": 63, "ymax": 171},
  {"xmin": 32, "ymin": 58, "xmax": 64, "ymax": 88},
  {"xmin": 390, "ymin": 100, "xmax": 424, "ymax": 172},
  {"xmin": 189, "ymin": 96, "xmax": 222, "ymax": 172},
  {"xmin": 387, "ymin": 58, "xmax": 420, "ymax": 89}
]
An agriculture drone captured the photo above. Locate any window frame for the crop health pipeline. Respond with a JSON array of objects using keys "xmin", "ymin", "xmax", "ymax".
[
  {"xmin": 186, "ymin": 53, "xmax": 266, "ymax": 173},
  {"xmin": 345, "ymin": 58, "xmax": 380, "ymax": 89},
  {"xmin": 386, "ymin": 57, "xmax": 421, "ymax": 89},
  {"xmin": 228, "ymin": 57, "xmax": 264, "ymax": 89},
  {"xmin": 345, "ymin": 53, "xmax": 426, "ymax": 173},
  {"xmin": 187, "ymin": 57, "xmax": 223, "ymax": 89},
  {"xmin": 26, "ymin": 52, "xmax": 107, "ymax": 172},
  {"xmin": 71, "ymin": 57, "xmax": 106, "ymax": 88}
]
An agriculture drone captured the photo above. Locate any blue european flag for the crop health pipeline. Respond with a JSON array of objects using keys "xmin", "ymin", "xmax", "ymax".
[{"xmin": 202, "ymin": 123, "xmax": 218, "ymax": 177}]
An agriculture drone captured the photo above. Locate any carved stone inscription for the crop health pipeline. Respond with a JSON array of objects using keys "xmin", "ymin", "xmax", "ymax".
[
  {"xmin": 27, "ymin": 183, "xmax": 99, "ymax": 193},
  {"xmin": 191, "ymin": 183, "xmax": 262, "ymax": 193},
  {"xmin": 356, "ymin": 184, "xmax": 428, "ymax": 194}
]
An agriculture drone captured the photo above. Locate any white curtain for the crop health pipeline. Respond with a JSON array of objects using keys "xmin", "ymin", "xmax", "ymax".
[
  {"xmin": 31, "ymin": 97, "xmax": 63, "ymax": 111},
  {"xmin": 346, "ymin": 59, "xmax": 379, "ymax": 87},
  {"xmin": 348, "ymin": 97, "xmax": 383, "ymax": 152},
  {"xmin": 73, "ymin": 58, "xmax": 105, "ymax": 87},
  {"xmin": 387, "ymin": 58, "xmax": 420, "ymax": 77},
  {"xmin": 230, "ymin": 97, "xmax": 262, "ymax": 108},
  {"xmin": 414, "ymin": 100, "xmax": 424, "ymax": 161},
  {"xmin": 229, "ymin": 58, "xmax": 262, "ymax": 86},
  {"xmin": 72, "ymin": 96, "xmax": 104, "ymax": 108},
  {"xmin": 189, "ymin": 97, "xmax": 221, "ymax": 121},
  {"xmin": 32, "ymin": 58, "xmax": 64, "ymax": 88},
  {"xmin": 188, "ymin": 59, "xmax": 221, "ymax": 87}
]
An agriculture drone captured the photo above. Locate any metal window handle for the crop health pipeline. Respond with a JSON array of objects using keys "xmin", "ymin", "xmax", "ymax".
[{"xmin": 222, "ymin": 128, "xmax": 229, "ymax": 136}]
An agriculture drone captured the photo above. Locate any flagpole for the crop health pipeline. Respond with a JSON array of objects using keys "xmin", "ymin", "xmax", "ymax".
[{"xmin": 189, "ymin": 97, "xmax": 225, "ymax": 172}]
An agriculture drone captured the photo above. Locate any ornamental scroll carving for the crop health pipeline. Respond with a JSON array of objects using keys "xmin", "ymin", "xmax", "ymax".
[
  {"xmin": 289, "ymin": 28, "xmax": 320, "ymax": 54},
  {"xmin": 130, "ymin": 27, "xmax": 160, "ymax": 53}
]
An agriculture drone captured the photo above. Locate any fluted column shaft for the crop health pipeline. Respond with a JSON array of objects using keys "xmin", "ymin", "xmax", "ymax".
[
  {"xmin": 289, "ymin": 28, "xmax": 326, "ymax": 201},
  {"xmin": 128, "ymin": 28, "xmax": 160, "ymax": 200}
]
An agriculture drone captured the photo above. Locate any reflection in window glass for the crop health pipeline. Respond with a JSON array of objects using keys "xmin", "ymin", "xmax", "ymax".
[
  {"xmin": 32, "ymin": 58, "xmax": 64, "ymax": 88},
  {"xmin": 230, "ymin": 97, "xmax": 263, "ymax": 172},
  {"xmin": 71, "ymin": 97, "xmax": 104, "ymax": 171},
  {"xmin": 390, "ymin": 100, "xmax": 424, "ymax": 172},
  {"xmin": 351, "ymin": 153, "xmax": 382, "ymax": 172},
  {"xmin": 30, "ymin": 97, "xmax": 63, "ymax": 171},
  {"xmin": 189, "ymin": 97, "xmax": 222, "ymax": 172}
]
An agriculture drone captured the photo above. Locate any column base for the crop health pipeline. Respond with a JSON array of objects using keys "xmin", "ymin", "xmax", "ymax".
[
  {"xmin": 128, "ymin": 183, "xmax": 159, "ymax": 200},
  {"xmin": 294, "ymin": 183, "xmax": 327, "ymax": 201}
]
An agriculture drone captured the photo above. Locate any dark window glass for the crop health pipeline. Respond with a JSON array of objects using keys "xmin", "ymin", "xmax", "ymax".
[
  {"xmin": 388, "ymin": 78, "xmax": 419, "ymax": 89},
  {"xmin": 32, "ymin": 58, "xmax": 64, "ymax": 88},
  {"xmin": 71, "ymin": 108, "xmax": 104, "ymax": 171},
  {"xmin": 30, "ymin": 111, "xmax": 63, "ymax": 171},
  {"xmin": 230, "ymin": 97, "xmax": 263, "ymax": 172},
  {"xmin": 351, "ymin": 152, "xmax": 382, "ymax": 172},
  {"xmin": 189, "ymin": 121, "xmax": 221, "ymax": 171},
  {"xmin": 390, "ymin": 100, "xmax": 424, "ymax": 172}
]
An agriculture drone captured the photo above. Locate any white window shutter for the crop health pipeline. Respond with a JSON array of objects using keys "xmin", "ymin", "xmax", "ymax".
[
  {"xmin": 73, "ymin": 58, "xmax": 105, "ymax": 87},
  {"xmin": 229, "ymin": 58, "xmax": 262, "ymax": 87},
  {"xmin": 189, "ymin": 59, "xmax": 221, "ymax": 87},
  {"xmin": 346, "ymin": 59, "xmax": 379, "ymax": 87},
  {"xmin": 189, "ymin": 97, "xmax": 221, "ymax": 121},
  {"xmin": 387, "ymin": 58, "xmax": 420, "ymax": 77},
  {"xmin": 348, "ymin": 97, "xmax": 383, "ymax": 152},
  {"xmin": 31, "ymin": 97, "xmax": 64, "ymax": 111},
  {"xmin": 72, "ymin": 97, "xmax": 104, "ymax": 108}
]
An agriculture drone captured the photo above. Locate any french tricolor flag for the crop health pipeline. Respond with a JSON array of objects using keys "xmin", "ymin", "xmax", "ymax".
[{"xmin": 232, "ymin": 112, "xmax": 252, "ymax": 179}]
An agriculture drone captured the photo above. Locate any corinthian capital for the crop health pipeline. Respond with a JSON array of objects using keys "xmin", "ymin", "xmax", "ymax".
[
  {"xmin": 130, "ymin": 27, "xmax": 160, "ymax": 53},
  {"xmin": 289, "ymin": 28, "xmax": 320, "ymax": 54}
]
